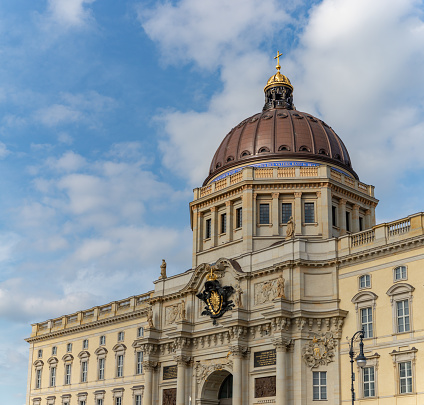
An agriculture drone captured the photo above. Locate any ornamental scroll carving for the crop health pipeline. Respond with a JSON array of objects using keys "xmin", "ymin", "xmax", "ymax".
[
  {"xmin": 195, "ymin": 359, "xmax": 233, "ymax": 383},
  {"xmin": 302, "ymin": 333, "xmax": 336, "ymax": 369},
  {"xmin": 254, "ymin": 275, "xmax": 285, "ymax": 305}
]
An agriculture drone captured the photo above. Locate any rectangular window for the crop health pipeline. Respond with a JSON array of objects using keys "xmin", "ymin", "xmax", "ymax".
[
  {"xmin": 137, "ymin": 327, "xmax": 144, "ymax": 338},
  {"xmin": 135, "ymin": 395, "xmax": 142, "ymax": 405},
  {"xmin": 98, "ymin": 358, "xmax": 105, "ymax": 380},
  {"xmin": 100, "ymin": 335, "xmax": 106, "ymax": 345},
  {"xmin": 118, "ymin": 331, "xmax": 124, "ymax": 342},
  {"xmin": 259, "ymin": 204, "xmax": 270, "ymax": 224},
  {"xmin": 282, "ymin": 203, "xmax": 292, "ymax": 223},
  {"xmin": 97, "ymin": 400, "xmax": 103, "ymax": 405},
  {"xmin": 394, "ymin": 266, "xmax": 407, "ymax": 281},
  {"xmin": 397, "ymin": 300, "xmax": 410, "ymax": 333},
  {"xmin": 38, "ymin": 349, "xmax": 43, "ymax": 358},
  {"xmin": 359, "ymin": 216, "xmax": 364, "ymax": 231},
  {"xmin": 361, "ymin": 307, "xmax": 373, "ymax": 338},
  {"xmin": 82, "ymin": 339, "xmax": 88, "ymax": 349},
  {"xmin": 346, "ymin": 211, "xmax": 351, "ymax": 232},
  {"xmin": 136, "ymin": 351, "xmax": 143, "ymax": 375},
  {"xmin": 52, "ymin": 346, "xmax": 57, "ymax": 356},
  {"xmin": 236, "ymin": 207, "xmax": 242, "ymax": 228},
  {"xmin": 304, "ymin": 202, "xmax": 315, "ymax": 223},
  {"xmin": 81, "ymin": 361, "xmax": 88, "ymax": 382},
  {"xmin": 50, "ymin": 366, "xmax": 56, "ymax": 387},
  {"xmin": 117, "ymin": 354, "xmax": 124, "ymax": 377},
  {"xmin": 67, "ymin": 343, "xmax": 72, "ymax": 352},
  {"xmin": 221, "ymin": 213, "xmax": 227, "ymax": 233},
  {"xmin": 115, "ymin": 398, "xmax": 122, "ymax": 405},
  {"xmin": 80, "ymin": 401, "xmax": 86, "ymax": 405},
  {"xmin": 205, "ymin": 218, "xmax": 211, "ymax": 239},
  {"xmin": 359, "ymin": 274, "xmax": 370, "ymax": 289},
  {"xmin": 36, "ymin": 369, "xmax": 42, "ymax": 389},
  {"xmin": 65, "ymin": 364, "xmax": 72, "ymax": 385},
  {"xmin": 363, "ymin": 366, "xmax": 375, "ymax": 397},
  {"xmin": 313, "ymin": 371, "xmax": 327, "ymax": 400},
  {"xmin": 399, "ymin": 361, "xmax": 412, "ymax": 393},
  {"xmin": 332, "ymin": 206, "xmax": 337, "ymax": 227}
]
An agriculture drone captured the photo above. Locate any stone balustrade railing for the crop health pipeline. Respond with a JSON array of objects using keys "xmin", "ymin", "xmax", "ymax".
[{"xmin": 31, "ymin": 291, "xmax": 152, "ymax": 337}]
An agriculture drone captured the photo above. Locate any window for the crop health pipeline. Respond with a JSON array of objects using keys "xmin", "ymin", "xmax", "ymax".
[
  {"xmin": 82, "ymin": 339, "xmax": 88, "ymax": 349},
  {"xmin": 52, "ymin": 346, "xmax": 57, "ymax": 356},
  {"xmin": 399, "ymin": 361, "xmax": 413, "ymax": 394},
  {"xmin": 118, "ymin": 331, "xmax": 124, "ymax": 342},
  {"xmin": 394, "ymin": 266, "xmax": 407, "ymax": 281},
  {"xmin": 236, "ymin": 207, "xmax": 242, "ymax": 228},
  {"xmin": 136, "ymin": 351, "xmax": 143, "ymax": 374},
  {"xmin": 359, "ymin": 216, "xmax": 364, "ymax": 231},
  {"xmin": 363, "ymin": 366, "xmax": 375, "ymax": 397},
  {"xmin": 80, "ymin": 401, "xmax": 86, "ymax": 405},
  {"xmin": 205, "ymin": 218, "xmax": 211, "ymax": 239},
  {"xmin": 221, "ymin": 213, "xmax": 227, "ymax": 234},
  {"xmin": 117, "ymin": 354, "xmax": 124, "ymax": 377},
  {"xmin": 36, "ymin": 369, "xmax": 42, "ymax": 389},
  {"xmin": 137, "ymin": 326, "xmax": 144, "ymax": 338},
  {"xmin": 97, "ymin": 400, "xmax": 103, "ymax": 405},
  {"xmin": 259, "ymin": 204, "xmax": 270, "ymax": 224},
  {"xmin": 397, "ymin": 299, "xmax": 410, "ymax": 333},
  {"xmin": 100, "ymin": 335, "xmax": 106, "ymax": 345},
  {"xmin": 312, "ymin": 371, "xmax": 327, "ymax": 400},
  {"xmin": 50, "ymin": 366, "xmax": 56, "ymax": 387},
  {"xmin": 361, "ymin": 307, "xmax": 373, "ymax": 338},
  {"xmin": 346, "ymin": 211, "xmax": 351, "ymax": 232},
  {"xmin": 81, "ymin": 361, "xmax": 88, "ymax": 382},
  {"xmin": 65, "ymin": 364, "xmax": 72, "ymax": 385},
  {"xmin": 359, "ymin": 274, "xmax": 371, "ymax": 289},
  {"xmin": 116, "ymin": 398, "xmax": 122, "ymax": 405},
  {"xmin": 332, "ymin": 206, "xmax": 337, "ymax": 227},
  {"xmin": 98, "ymin": 358, "xmax": 105, "ymax": 380},
  {"xmin": 304, "ymin": 202, "xmax": 315, "ymax": 223},
  {"xmin": 282, "ymin": 203, "xmax": 292, "ymax": 223},
  {"xmin": 67, "ymin": 343, "xmax": 72, "ymax": 352},
  {"xmin": 38, "ymin": 349, "xmax": 43, "ymax": 358},
  {"xmin": 135, "ymin": 395, "xmax": 142, "ymax": 405}
]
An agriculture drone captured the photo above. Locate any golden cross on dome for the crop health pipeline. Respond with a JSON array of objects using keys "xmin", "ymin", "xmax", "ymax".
[{"xmin": 274, "ymin": 51, "xmax": 283, "ymax": 71}]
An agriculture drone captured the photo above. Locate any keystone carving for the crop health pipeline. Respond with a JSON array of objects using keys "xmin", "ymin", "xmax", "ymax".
[{"xmin": 195, "ymin": 359, "xmax": 233, "ymax": 383}]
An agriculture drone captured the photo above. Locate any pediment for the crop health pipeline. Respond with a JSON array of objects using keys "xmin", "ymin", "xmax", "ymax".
[
  {"xmin": 94, "ymin": 347, "xmax": 108, "ymax": 356},
  {"xmin": 78, "ymin": 350, "xmax": 91, "ymax": 359},
  {"xmin": 33, "ymin": 359, "xmax": 44, "ymax": 367},
  {"xmin": 351, "ymin": 291, "xmax": 378, "ymax": 304},
  {"xmin": 386, "ymin": 283, "xmax": 414, "ymax": 296},
  {"xmin": 112, "ymin": 343, "xmax": 127, "ymax": 352},
  {"xmin": 47, "ymin": 357, "xmax": 58, "ymax": 365},
  {"xmin": 62, "ymin": 354, "xmax": 74, "ymax": 362}
]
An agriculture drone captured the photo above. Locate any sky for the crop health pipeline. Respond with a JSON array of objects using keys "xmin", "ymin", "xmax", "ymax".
[{"xmin": 1, "ymin": 0, "xmax": 424, "ymax": 403}]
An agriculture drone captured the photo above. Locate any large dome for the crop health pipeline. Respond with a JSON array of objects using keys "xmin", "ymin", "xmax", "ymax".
[{"xmin": 204, "ymin": 53, "xmax": 357, "ymax": 185}]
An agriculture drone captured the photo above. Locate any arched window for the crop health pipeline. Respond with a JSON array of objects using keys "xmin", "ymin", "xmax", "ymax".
[
  {"xmin": 258, "ymin": 147, "xmax": 270, "ymax": 153},
  {"xmin": 278, "ymin": 145, "xmax": 290, "ymax": 151},
  {"xmin": 240, "ymin": 151, "xmax": 251, "ymax": 158},
  {"xmin": 299, "ymin": 146, "xmax": 310, "ymax": 152}
]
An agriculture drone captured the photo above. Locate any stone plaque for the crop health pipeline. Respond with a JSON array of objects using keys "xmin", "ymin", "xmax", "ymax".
[
  {"xmin": 255, "ymin": 376, "xmax": 276, "ymax": 398},
  {"xmin": 254, "ymin": 349, "xmax": 276, "ymax": 367},
  {"xmin": 163, "ymin": 365, "xmax": 177, "ymax": 380},
  {"xmin": 163, "ymin": 388, "xmax": 177, "ymax": 405}
]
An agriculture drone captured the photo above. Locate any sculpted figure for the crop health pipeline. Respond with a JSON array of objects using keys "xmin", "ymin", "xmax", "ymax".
[
  {"xmin": 285, "ymin": 216, "xmax": 295, "ymax": 240},
  {"xmin": 159, "ymin": 259, "xmax": 167, "ymax": 279},
  {"xmin": 234, "ymin": 284, "xmax": 243, "ymax": 308},
  {"xmin": 276, "ymin": 274, "xmax": 285, "ymax": 299},
  {"xmin": 180, "ymin": 299, "xmax": 187, "ymax": 321},
  {"xmin": 147, "ymin": 305, "xmax": 154, "ymax": 328}
]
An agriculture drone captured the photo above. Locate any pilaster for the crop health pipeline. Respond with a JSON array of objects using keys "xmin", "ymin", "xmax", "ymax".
[
  {"xmin": 294, "ymin": 192, "xmax": 302, "ymax": 236},
  {"xmin": 272, "ymin": 193, "xmax": 280, "ymax": 236}
]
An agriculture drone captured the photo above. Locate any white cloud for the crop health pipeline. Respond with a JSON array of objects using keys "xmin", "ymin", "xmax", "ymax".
[
  {"xmin": 47, "ymin": 151, "xmax": 86, "ymax": 172},
  {"xmin": 46, "ymin": 0, "xmax": 97, "ymax": 28},
  {"xmin": 0, "ymin": 141, "xmax": 10, "ymax": 159}
]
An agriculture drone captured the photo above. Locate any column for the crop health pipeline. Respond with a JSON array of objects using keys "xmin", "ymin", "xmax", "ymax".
[
  {"xmin": 365, "ymin": 209, "xmax": 371, "ymax": 229},
  {"xmin": 142, "ymin": 361, "xmax": 156, "ymax": 405},
  {"xmin": 338, "ymin": 199, "xmax": 347, "ymax": 235},
  {"xmin": 210, "ymin": 206, "xmax": 217, "ymax": 247},
  {"xmin": 273, "ymin": 338, "xmax": 289, "ymax": 405},
  {"xmin": 175, "ymin": 356, "xmax": 189, "ymax": 405},
  {"xmin": 230, "ymin": 346, "xmax": 246, "ymax": 405},
  {"xmin": 272, "ymin": 193, "xmax": 280, "ymax": 236},
  {"xmin": 320, "ymin": 186, "xmax": 332, "ymax": 238},
  {"xmin": 294, "ymin": 192, "xmax": 302, "ymax": 236},
  {"xmin": 352, "ymin": 204, "xmax": 360, "ymax": 233},
  {"xmin": 225, "ymin": 200, "xmax": 233, "ymax": 243},
  {"xmin": 242, "ymin": 186, "xmax": 254, "ymax": 252}
]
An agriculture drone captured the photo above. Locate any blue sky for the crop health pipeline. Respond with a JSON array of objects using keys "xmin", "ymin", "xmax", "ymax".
[{"xmin": 1, "ymin": 0, "xmax": 424, "ymax": 403}]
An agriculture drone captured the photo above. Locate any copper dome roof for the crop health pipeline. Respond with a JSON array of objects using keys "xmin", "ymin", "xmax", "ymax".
[{"xmin": 204, "ymin": 109, "xmax": 357, "ymax": 185}]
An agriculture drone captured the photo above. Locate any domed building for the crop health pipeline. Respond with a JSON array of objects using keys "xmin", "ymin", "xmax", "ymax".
[{"xmin": 26, "ymin": 56, "xmax": 424, "ymax": 405}]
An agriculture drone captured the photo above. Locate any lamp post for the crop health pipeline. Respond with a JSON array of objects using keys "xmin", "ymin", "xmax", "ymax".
[{"xmin": 349, "ymin": 329, "xmax": 367, "ymax": 405}]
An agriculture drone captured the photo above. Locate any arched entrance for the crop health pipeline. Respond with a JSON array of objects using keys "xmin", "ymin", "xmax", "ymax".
[{"xmin": 199, "ymin": 369, "xmax": 233, "ymax": 405}]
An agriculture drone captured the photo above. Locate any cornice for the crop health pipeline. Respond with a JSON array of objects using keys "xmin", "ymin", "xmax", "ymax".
[{"xmin": 26, "ymin": 308, "xmax": 148, "ymax": 344}]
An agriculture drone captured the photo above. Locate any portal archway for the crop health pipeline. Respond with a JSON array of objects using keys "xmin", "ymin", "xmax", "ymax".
[{"xmin": 199, "ymin": 369, "xmax": 233, "ymax": 405}]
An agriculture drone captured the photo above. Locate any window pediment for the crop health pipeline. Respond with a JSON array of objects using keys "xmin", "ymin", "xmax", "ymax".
[
  {"xmin": 78, "ymin": 350, "xmax": 90, "ymax": 359},
  {"xmin": 113, "ymin": 343, "xmax": 127, "ymax": 352},
  {"xmin": 352, "ymin": 291, "xmax": 378, "ymax": 304},
  {"xmin": 62, "ymin": 354, "xmax": 74, "ymax": 362},
  {"xmin": 386, "ymin": 283, "xmax": 414, "ymax": 296},
  {"xmin": 33, "ymin": 359, "xmax": 44, "ymax": 367},
  {"xmin": 47, "ymin": 357, "xmax": 58, "ymax": 365},
  {"xmin": 95, "ymin": 347, "xmax": 108, "ymax": 356}
]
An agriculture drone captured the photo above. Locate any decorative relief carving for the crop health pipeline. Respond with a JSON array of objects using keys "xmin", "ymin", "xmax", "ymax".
[
  {"xmin": 162, "ymin": 388, "xmax": 176, "ymax": 405},
  {"xmin": 233, "ymin": 284, "xmax": 243, "ymax": 308},
  {"xmin": 195, "ymin": 359, "xmax": 233, "ymax": 383},
  {"xmin": 165, "ymin": 300, "xmax": 186, "ymax": 325},
  {"xmin": 255, "ymin": 376, "xmax": 276, "ymax": 398},
  {"xmin": 302, "ymin": 333, "xmax": 336, "ymax": 369},
  {"xmin": 254, "ymin": 276, "xmax": 285, "ymax": 305}
]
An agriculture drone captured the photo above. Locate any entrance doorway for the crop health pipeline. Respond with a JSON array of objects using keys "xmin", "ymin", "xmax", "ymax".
[
  {"xmin": 199, "ymin": 369, "xmax": 233, "ymax": 405},
  {"xmin": 218, "ymin": 374, "xmax": 233, "ymax": 405}
]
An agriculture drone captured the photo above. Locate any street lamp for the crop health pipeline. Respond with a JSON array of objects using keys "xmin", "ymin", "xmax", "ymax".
[{"xmin": 349, "ymin": 329, "xmax": 367, "ymax": 405}]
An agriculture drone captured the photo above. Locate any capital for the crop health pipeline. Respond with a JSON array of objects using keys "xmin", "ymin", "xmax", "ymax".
[
  {"xmin": 272, "ymin": 193, "xmax": 279, "ymax": 199},
  {"xmin": 210, "ymin": 206, "xmax": 217, "ymax": 212},
  {"xmin": 294, "ymin": 192, "xmax": 302, "ymax": 198},
  {"xmin": 228, "ymin": 345, "xmax": 248, "ymax": 358},
  {"xmin": 271, "ymin": 337, "xmax": 291, "ymax": 351},
  {"xmin": 173, "ymin": 355, "xmax": 191, "ymax": 366},
  {"xmin": 142, "ymin": 360, "xmax": 158, "ymax": 371}
]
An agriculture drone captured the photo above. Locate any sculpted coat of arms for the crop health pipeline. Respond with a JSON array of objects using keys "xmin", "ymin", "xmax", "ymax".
[
  {"xmin": 302, "ymin": 333, "xmax": 336, "ymax": 369},
  {"xmin": 196, "ymin": 267, "xmax": 234, "ymax": 325}
]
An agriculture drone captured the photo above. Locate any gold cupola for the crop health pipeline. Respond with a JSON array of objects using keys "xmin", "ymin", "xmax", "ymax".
[{"xmin": 263, "ymin": 51, "xmax": 294, "ymax": 111}]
